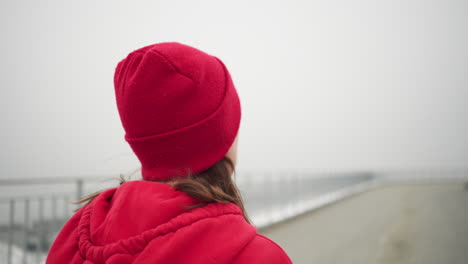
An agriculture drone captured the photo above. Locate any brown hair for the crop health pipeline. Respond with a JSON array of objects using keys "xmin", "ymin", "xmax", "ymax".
[{"xmin": 75, "ymin": 156, "xmax": 251, "ymax": 223}]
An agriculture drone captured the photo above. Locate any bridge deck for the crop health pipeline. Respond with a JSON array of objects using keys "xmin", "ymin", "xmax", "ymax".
[{"xmin": 261, "ymin": 183, "xmax": 468, "ymax": 264}]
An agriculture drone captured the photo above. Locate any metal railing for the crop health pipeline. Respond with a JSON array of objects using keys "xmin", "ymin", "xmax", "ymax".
[
  {"xmin": 0, "ymin": 176, "xmax": 118, "ymax": 264},
  {"xmin": 0, "ymin": 170, "xmax": 468, "ymax": 264},
  {"xmin": 1, "ymin": 196, "xmax": 72, "ymax": 264},
  {"xmin": 0, "ymin": 171, "xmax": 378, "ymax": 264},
  {"xmin": 5, "ymin": 169, "xmax": 467, "ymax": 264}
]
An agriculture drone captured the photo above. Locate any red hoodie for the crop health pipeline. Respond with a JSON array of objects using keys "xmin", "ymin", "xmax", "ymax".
[{"xmin": 46, "ymin": 180, "xmax": 292, "ymax": 263}]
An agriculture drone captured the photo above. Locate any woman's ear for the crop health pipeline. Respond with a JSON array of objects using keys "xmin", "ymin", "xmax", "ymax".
[{"xmin": 225, "ymin": 135, "xmax": 239, "ymax": 169}]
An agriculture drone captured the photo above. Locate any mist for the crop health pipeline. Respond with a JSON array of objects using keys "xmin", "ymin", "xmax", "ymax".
[{"xmin": 0, "ymin": 0, "xmax": 467, "ymax": 179}]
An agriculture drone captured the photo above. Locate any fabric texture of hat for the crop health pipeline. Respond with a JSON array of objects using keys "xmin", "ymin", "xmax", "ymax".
[{"xmin": 114, "ymin": 42, "xmax": 241, "ymax": 181}]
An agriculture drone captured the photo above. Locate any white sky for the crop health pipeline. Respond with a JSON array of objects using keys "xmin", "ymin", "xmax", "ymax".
[{"xmin": 0, "ymin": 0, "xmax": 467, "ymax": 179}]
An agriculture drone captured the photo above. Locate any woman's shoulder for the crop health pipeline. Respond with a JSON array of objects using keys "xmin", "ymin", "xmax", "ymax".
[{"xmin": 233, "ymin": 233, "xmax": 293, "ymax": 263}]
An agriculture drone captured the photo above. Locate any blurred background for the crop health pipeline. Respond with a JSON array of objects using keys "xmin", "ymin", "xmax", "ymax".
[{"xmin": 0, "ymin": 0, "xmax": 467, "ymax": 263}]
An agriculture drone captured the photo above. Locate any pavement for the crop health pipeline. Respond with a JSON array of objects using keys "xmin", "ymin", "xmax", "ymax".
[{"xmin": 261, "ymin": 183, "xmax": 468, "ymax": 264}]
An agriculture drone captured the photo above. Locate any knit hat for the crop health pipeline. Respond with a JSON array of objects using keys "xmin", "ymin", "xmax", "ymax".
[{"xmin": 114, "ymin": 42, "xmax": 241, "ymax": 181}]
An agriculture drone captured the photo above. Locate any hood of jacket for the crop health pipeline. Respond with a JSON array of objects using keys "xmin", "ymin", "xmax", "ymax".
[{"xmin": 52, "ymin": 180, "xmax": 258, "ymax": 263}]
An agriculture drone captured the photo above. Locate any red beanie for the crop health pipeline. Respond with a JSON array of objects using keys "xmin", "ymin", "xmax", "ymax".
[{"xmin": 113, "ymin": 42, "xmax": 241, "ymax": 181}]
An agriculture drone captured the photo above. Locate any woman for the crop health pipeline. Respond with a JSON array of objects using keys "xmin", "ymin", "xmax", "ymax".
[{"xmin": 46, "ymin": 42, "xmax": 292, "ymax": 263}]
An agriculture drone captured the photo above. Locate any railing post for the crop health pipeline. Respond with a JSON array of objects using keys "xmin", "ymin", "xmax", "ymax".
[
  {"xmin": 52, "ymin": 196, "xmax": 57, "ymax": 222},
  {"xmin": 287, "ymin": 172, "xmax": 294, "ymax": 214},
  {"xmin": 63, "ymin": 195, "xmax": 69, "ymax": 219},
  {"xmin": 269, "ymin": 170, "xmax": 275, "ymax": 221},
  {"xmin": 23, "ymin": 199, "xmax": 30, "ymax": 264},
  {"xmin": 7, "ymin": 199, "xmax": 15, "ymax": 264},
  {"xmin": 37, "ymin": 197, "xmax": 44, "ymax": 263},
  {"xmin": 76, "ymin": 179, "xmax": 84, "ymax": 201}
]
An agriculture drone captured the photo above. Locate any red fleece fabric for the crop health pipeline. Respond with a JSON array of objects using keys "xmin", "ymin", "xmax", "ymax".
[
  {"xmin": 114, "ymin": 42, "xmax": 242, "ymax": 181},
  {"xmin": 46, "ymin": 181, "xmax": 292, "ymax": 264}
]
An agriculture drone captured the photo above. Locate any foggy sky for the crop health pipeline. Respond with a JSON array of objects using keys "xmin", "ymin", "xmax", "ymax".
[{"xmin": 0, "ymin": 0, "xmax": 467, "ymax": 179}]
